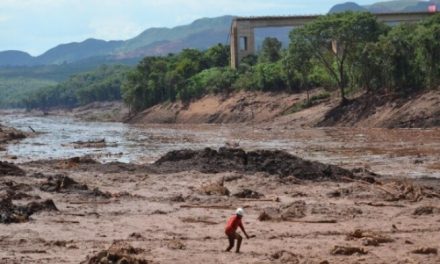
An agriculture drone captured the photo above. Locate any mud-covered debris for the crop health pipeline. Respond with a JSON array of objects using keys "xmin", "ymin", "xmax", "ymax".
[
  {"xmin": 233, "ymin": 189, "xmax": 264, "ymax": 199},
  {"xmin": 0, "ymin": 198, "xmax": 58, "ymax": 224},
  {"xmin": 327, "ymin": 188, "xmax": 351, "ymax": 198},
  {"xmin": 6, "ymin": 131, "xmax": 26, "ymax": 140},
  {"xmin": 330, "ymin": 246, "xmax": 367, "ymax": 255},
  {"xmin": 281, "ymin": 201, "xmax": 306, "ymax": 220},
  {"xmin": 40, "ymin": 175, "xmax": 88, "ymax": 192},
  {"xmin": 154, "ymin": 147, "xmax": 355, "ymax": 181},
  {"xmin": 258, "ymin": 211, "xmax": 272, "ymax": 221},
  {"xmin": 270, "ymin": 250, "xmax": 301, "ymax": 263},
  {"xmin": 0, "ymin": 161, "xmax": 25, "ymax": 176},
  {"xmin": 167, "ymin": 239, "xmax": 186, "ymax": 250},
  {"xmin": 72, "ymin": 139, "xmax": 107, "ymax": 148},
  {"xmin": 346, "ymin": 229, "xmax": 394, "ymax": 245},
  {"xmin": 40, "ymin": 175, "xmax": 111, "ymax": 198},
  {"xmin": 170, "ymin": 194, "xmax": 185, "ymax": 202},
  {"xmin": 224, "ymin": 174, "xmax": 243, "ymax": 182},
  {"xmin": 413, "ymin": 206, "xmax": 439, "ymax": 215},
  {"xmin": 380, "ymin": 180, "xmax": 425, "ymax": 202},
  {"xmin": 258, "ymin": 202, "xmax": 306, "ymax": 222},
  {"xmin": 411, "ymin": 247, "xmax": 438, "ymax": 255},
  {"xmin": 2, "ymin": 181, "xmax": 32, "ymax": 192},
  {"xmin": 199, "ymin": 180, "xmax": 230, "ymax": 196},
  {"xmin": 128, "ymin": 233, "xmax": 145, "ymax": 240},
  {"xmin": 67, "ymin": 156, "xmax": 98, "ymax": 164},
  {"xmin": 180, "ymin": 216, "xmax": 218, "ymax": 225},
  {"xmin": 82, "ymin": 242, "xmax": 148, "ymax": 264}
]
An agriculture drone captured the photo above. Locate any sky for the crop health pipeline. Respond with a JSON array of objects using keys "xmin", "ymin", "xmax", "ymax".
[{"xmin": 0, "ymin": 0, "xmax": 381, "ymax": 56}]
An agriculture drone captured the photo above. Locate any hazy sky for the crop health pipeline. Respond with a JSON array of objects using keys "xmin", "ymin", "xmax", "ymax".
[{"xmin": 0, "ymin": 0, "xmax": 380, "ymax": 55}]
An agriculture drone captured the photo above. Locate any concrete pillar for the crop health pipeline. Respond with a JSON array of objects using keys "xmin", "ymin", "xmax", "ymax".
[
  {"xmin": 230, "ymin": 19, "xmax": 255, "ymax": 68},
  {"xmin": 230, "ymin": 21, "xmax": 239, "ymax": 69}
]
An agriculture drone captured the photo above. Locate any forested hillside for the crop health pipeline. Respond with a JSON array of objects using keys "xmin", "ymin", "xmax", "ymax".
[{"xmin": 21, "ymin": 65, "xmax": 130, "ymax": 110}]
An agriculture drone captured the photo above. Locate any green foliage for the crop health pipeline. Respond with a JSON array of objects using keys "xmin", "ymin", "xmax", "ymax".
[
  {"xmin": 290, "ymin": 12, "xmax": 385, "ymax": 101},
  {"xmin": 259, "ymin": 37, "xmax": 283, "ymax": 63},
  {"xmin": 254, "ymin": 62, "xmax": 288, "ymax": 92},
  {"xmin": 0, "ymin": 78, "xmax": 57, "ymax": 108},
  {"xmin": 23, "ymin": 65, "xmax": 130, "ymax": 110}
]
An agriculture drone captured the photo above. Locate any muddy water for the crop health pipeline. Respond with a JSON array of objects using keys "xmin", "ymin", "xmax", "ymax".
[{"xmin": 1, "ymin": 114, "xmax": 439, "ymax": 178}]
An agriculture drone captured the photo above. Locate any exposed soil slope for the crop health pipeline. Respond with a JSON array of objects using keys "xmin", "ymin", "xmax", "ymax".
[
  {"xmin": 127, "ymin": 91, "xmax": 316, "ymax": 124},
  {"xmin": 127, "ymin": 90, "xmax": 440, "ymax": 128},
  {"xmin": 317, "ymin": 91, "xmax": 440, "ymax": 128}
]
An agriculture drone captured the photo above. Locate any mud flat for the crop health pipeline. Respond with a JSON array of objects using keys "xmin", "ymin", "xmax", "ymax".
[{"xmin": 0, "ymin": 148, "xmax": 439, "ymax": 263}]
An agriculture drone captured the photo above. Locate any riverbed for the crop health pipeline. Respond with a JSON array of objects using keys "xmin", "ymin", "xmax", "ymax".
[{"xmin": 1, "ymin": 113, "xmax": 439, "ymax": 178}]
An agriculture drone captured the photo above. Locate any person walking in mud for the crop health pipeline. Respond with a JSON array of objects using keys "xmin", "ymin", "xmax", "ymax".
[{"xmin": 225, "ymin": 208, "xmax": 250, "ymax": 253}]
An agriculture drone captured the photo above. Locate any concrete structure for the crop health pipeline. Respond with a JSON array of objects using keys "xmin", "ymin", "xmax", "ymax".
[{"xmin": 230, "ymin": 12, "xmax": 437, "ymax": 68}]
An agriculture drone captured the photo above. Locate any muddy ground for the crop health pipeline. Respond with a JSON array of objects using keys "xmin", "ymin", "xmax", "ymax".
[{"xmin": 1, "ymin": 148, "xmax": 439, "ymax": 264}]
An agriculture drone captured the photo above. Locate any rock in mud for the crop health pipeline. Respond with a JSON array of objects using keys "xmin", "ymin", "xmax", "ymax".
[
  {"xmin": 0, "ymin": 198, "xmax": 58, "ymax": 224},
  {"xmin": 0, "ymin": 161, "xmax": 25, "ymax": 176},
  {"xmin": 154, "ymin": 147, "xmax": 355, "ymax": 181},
  {"xmin": 82, "ymin": 242, "xmax": 149, "ymax": 264}
]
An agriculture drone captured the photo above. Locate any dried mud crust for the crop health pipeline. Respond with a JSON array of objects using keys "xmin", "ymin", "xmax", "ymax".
[{"xmin": 154, "ymin": 147, "xmax": 356, "ymax": 181}]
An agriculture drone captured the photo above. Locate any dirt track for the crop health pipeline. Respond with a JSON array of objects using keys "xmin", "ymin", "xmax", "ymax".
[{"xmin": 1, "ymin": 150, "xmax": 440, "ymax": 264}]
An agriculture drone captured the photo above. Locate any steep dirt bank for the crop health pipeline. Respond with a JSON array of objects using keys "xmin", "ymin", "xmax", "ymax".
[
  {"xmin": 317, "ymin": 90, "xmax": 440, "ymax": 128},
  {"xmin": 126, "ymin": 90, "xmax": 324, "ymax": 125},
  {"xmin": 127, "ymin": 90, "xmax": 440, "ymax": 128}
]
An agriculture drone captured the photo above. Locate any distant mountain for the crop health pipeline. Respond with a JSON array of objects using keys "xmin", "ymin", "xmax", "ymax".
[
  {"xmin": 0, "ymin": 50, "xmax": 35, "ymax": 66},
  {"xmin": 329, "ymin": 2, "xmax": 368, "ymax": 13},
  {"xmin": 119, "ymin": 16, "xmax": 233, "ymax": 53},
  {"xmin": 0, "ymin": 16, "xmax": 234, "ymax": 67},
  {"xmin": 37, "ymin": 38, "xmax": 123, "ymax": 65},
  {"xmin": 330, "ymin": 0, "xmax": 440, "ymax": 14}
]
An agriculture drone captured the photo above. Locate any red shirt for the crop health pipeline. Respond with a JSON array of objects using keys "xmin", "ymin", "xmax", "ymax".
[{"xmin": 225, "ymin": 215, "xmax": 244, "ymax": 235}]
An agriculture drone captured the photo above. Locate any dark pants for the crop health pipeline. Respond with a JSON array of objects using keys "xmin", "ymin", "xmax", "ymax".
[{"xmin": 225, "ymin": 232, "xmax": 242, "ymax": 253}]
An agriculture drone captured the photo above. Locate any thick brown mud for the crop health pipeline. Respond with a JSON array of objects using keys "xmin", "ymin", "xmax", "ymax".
[{"xmin": 0, "ymin": 148, "xmax": 439, "ymax": 263}]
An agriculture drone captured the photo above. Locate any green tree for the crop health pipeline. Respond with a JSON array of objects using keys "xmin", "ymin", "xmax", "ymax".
[
  {"xmin": 292, "ymin": 12, "xmax": 384, "ymax": 102},
  {"xmin": 259, "ymin": 37, "xmax": 282, "ymax": 63}
]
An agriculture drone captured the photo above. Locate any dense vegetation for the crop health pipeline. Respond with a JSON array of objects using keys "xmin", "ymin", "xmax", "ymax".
[
  {"xmin": 122, "ymin": 12, "xmax": 440, "ymax": 113},
  {"xmin": 22, "ymin": 65, "xmax": 130, "ymax": 110},
  {"xmin": 0, "ymin": 78, "xmax": 57, "ymax": 108}
]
